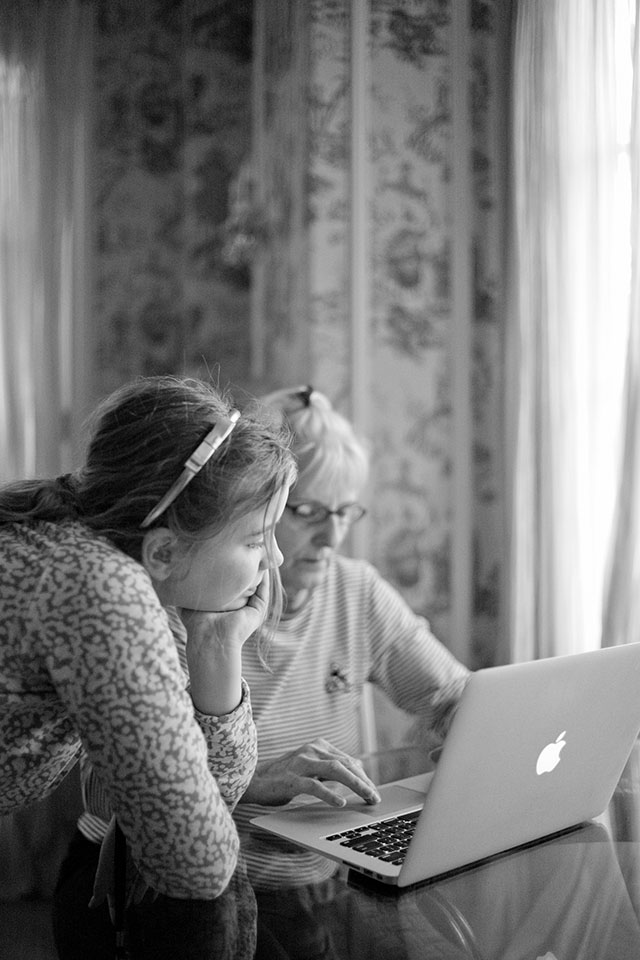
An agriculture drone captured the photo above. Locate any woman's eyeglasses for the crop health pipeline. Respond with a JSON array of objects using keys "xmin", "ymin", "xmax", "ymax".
[{"xmin": 286, "ymin": 501, "xmax": 367, "ymax": 525}]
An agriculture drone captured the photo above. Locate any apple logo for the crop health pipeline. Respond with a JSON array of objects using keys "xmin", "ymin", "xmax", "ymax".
[{"xmin": 535, "ymin": 731, "xmax": 567, "ymax": 775}]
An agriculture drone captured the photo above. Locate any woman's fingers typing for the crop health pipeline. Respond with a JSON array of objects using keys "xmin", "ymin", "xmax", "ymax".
[{"xmin": 243, "ymin": 739, "xmax": 381, "ymax": 806}]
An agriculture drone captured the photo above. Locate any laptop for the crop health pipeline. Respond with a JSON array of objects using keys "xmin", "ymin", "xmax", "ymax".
[{"xmin": 252, "ymin": 643, "xmax": 640, "ymax": 887}]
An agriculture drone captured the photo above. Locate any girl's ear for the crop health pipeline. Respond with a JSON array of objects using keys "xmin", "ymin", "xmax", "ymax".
[{"xmin": 141, "ymin": 528, "xmax": 181, "ymax": 581}]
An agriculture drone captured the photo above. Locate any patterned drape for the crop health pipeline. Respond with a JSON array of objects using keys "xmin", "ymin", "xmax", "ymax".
[
  {"xmin": 90, "ymin": 0, "xmax": 508, "ymax": 743},
  {"xmin": 90, "ymin": 1, "xmax": 509, "ymax": 679},
  {"xmin": 252, "ymin": 0, "xmax": 509, "ymax": 679},
  {"xmin": 92, "ymin": 0, "xmax": 255, "ymax": 399},
  {"xmin": 90, "ymin": 1, "xmax": 509, "ymax": 684}
]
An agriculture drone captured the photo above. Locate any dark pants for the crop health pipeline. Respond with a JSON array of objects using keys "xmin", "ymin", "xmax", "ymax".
[
  {"xmin": 253, "ymin": 878, "xmax": 371, "ymax": 960},
  {"xmin": 52, "ymin": 830, "xmax": 256, "ymax": 960}
]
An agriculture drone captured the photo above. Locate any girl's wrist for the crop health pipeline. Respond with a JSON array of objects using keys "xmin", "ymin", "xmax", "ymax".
[{"xmin": 190, "ymin": 680, "xmax": 242, "ymax": 717}]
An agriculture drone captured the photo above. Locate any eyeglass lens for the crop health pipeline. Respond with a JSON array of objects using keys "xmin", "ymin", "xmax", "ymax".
[{"xmin": 288, "ymin": 502, "xmax": 366, "ymax": 523}]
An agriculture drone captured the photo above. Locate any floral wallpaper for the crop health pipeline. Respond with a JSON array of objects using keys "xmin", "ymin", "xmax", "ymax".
[
  {"xmin": 93, "ymin": 0, "xmax": 254, "ymax": 400},
  {"xmin": 93, "ymin": 0, "xmax": 509, "ymax": 741},
  {"xmin": 252, "ymin": 0, "xmax": 506, "ymax": 673}
]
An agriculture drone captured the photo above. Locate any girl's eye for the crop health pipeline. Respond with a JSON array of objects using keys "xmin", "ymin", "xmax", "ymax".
[{"xmin": 249, "ymin": 540, "xmax": 265, "ymax": 550}]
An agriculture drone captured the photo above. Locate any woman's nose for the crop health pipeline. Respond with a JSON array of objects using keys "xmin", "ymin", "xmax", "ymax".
[{"xmin": 313, "ymin": 514, "xmax": 344, "ymax": 547}]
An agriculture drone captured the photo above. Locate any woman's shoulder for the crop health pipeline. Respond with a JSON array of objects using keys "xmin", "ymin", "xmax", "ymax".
[
  {"xmin": 330, "ymin": 553, "xmax": 411, "ymax": 616},
  {"xmin": 320, "ymin": 554, "xmax": 384, "ymax": 609},
  {"xmin": 331, "ymin": 553, "xmax": 380, "ymax": 587}
]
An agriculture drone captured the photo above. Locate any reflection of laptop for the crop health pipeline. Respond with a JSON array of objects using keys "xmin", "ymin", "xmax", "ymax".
[
  {"xmin": 252, "ymin": 643, "xmax": 640, "ymax": 887},
  {"xmin": 420, "ymin": 820, "xmax": 640, "ymax": 958}
]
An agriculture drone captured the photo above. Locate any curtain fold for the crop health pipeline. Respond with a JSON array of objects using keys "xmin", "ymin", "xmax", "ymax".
[
  {"xmin": 0, "ymin": 0, "xmax": 92, "ymax": 901},
  {"xmin": 603, "ymin": 1, "xmax": 640, "ymax": 648},
  {"xmin": 0, "ymin": 0, "xmax": 92, "ymax": 483},
  {"xmin": 508, "ymin": 0, "xmax": 632, "ymax": 660}
]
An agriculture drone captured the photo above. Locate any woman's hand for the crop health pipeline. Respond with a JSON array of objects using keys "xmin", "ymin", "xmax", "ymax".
[
  {"xmin": 241, "ymin": 738, "xmax": 381, "ymax": 807},
  {"xmin": 181, "ymin": 574, "xmax": 270, "ymax": 716}
]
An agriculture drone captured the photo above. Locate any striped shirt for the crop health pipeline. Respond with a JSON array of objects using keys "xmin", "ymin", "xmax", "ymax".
[{"xmin": 234, "ymin": 554, "xmax": 470, "ymax": 889}]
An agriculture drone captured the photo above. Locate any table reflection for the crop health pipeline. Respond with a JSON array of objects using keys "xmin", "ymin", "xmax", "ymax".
[
  {"xmin": 253, "ymin": 741, "xmax": 640, "ymax": 960},
  {"xmin": 339, "ymin": 821, "xmax": 640, "ymax": 960}
]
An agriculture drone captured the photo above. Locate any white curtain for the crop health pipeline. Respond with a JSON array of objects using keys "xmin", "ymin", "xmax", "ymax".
[
  {"xmin": 603, "ymin": 2, "xmax": 640, "ymax": 649},
  {"xmin": 0, "ymin": 0, "xmax": 92, "ymax": 484},
  {"xmin": 0, "ymin": 0, "xmax": 92, "ymax": 900},
  {"xmin": 508, "ymin": 0, "xmax": 635, "ymax": 660}
]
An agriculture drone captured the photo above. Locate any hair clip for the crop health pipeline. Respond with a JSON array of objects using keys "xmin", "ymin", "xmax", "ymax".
[
  {"xmin": 259, "ymin": 385, "xmax": 315, "ymax": 414},
  {"xmin": 296, "ymin": 385, "xmax": 314, "ymax": 408},
  {"xmin": 140, "ymin": 410, "xmax": 241, "ymax": 529}
]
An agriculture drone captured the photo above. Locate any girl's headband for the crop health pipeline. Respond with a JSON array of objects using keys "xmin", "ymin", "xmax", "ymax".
[{"xmin": 140, "ymin": 410, "xmax": 240, "ymax": 529}]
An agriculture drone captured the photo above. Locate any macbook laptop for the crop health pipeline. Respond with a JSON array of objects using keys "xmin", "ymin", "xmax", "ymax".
[{"xmin": 252, "ymin": 643, "xmax": 640, "ymax": 887}]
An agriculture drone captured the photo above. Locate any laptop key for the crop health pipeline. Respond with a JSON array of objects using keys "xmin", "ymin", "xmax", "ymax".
[{"xmin": 325, "ymin": 808, "xmax": 421, "ymax": 871}]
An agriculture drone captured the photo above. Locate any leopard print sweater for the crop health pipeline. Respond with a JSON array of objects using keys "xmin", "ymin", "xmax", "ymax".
[{"xmin": 0, "ymin": 519, "xmax": 257, "ymax": 899}]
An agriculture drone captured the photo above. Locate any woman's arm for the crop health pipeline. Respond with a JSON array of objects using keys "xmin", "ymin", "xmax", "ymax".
[{"xmin": 366, "ymin": 566, "xmax": 471, "ymax": 740}]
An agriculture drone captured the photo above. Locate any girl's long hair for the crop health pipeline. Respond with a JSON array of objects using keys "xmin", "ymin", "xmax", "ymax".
[{"xmin": 0, "ymin": 375, "xmax": 296, "ymax": 642}]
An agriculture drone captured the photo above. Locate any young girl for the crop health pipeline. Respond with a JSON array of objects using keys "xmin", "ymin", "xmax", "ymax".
[{"xmin": 0, "ymin": 375, "xmax": 296, "ymax": 960}]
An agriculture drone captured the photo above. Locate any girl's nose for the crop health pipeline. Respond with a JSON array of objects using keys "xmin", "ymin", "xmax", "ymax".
[{"xmin": 265, "ymin": 538, "xmax": 284, "ymax": 569}]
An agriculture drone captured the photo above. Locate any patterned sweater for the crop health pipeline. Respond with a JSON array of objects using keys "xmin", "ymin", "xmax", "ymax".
[
  {"xmin": 0, "ymin": 519, "xmax": 257, "ymax": 899},
  {"xmin": 234, "ymin": 554, "xmax": 470, "ymax": 889}
]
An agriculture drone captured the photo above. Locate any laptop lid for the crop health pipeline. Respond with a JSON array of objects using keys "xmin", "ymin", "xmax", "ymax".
[{"xmin": 252, "ymin": 643, "xmax": 640, "ymax": 887}]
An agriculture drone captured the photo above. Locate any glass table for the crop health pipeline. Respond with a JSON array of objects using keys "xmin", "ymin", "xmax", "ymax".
[{"xmin": 250, "ymin": 742, "xmax": 640, "ymax": 959}]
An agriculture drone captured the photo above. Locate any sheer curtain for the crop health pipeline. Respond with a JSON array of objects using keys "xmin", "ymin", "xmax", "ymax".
[
  {"xmin": 0, "ymin": 0, "xmax": 92, "ymax": 900},
  {"xmin": 0, "ymin": 0, "xmax": 92, "ymax": 484},
  {"xmin": 508, "ymin": 0, "xmax": 635, "ymax": 660},
  {"xmin": 603, "ymin": 2, "xmax": 640, "ymax": 649}
]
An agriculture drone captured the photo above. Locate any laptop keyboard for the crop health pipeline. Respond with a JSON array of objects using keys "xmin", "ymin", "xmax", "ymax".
[{"xmin": 325, "ymin": 810, "xmax": 420, "ymax": 866}]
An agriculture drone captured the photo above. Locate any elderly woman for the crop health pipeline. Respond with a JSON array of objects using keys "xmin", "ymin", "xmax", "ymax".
[{"xmin": 236, "ymin": 385, "xmax": 471, "ymax": 959}]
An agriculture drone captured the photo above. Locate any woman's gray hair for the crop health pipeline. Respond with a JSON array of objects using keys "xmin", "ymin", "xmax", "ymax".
[{"xmin": 260, "ymin": 385, "xmax": 370, "ymax": 493}]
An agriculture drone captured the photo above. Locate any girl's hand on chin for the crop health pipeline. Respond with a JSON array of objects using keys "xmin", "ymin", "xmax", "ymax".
[
  {"xmin": 180, "ymin": 573, "xmax": 269, "ymax": 654},
  {"xmin": 181, "ymin": 575, "xmax": 269, "ymax": 714}
]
